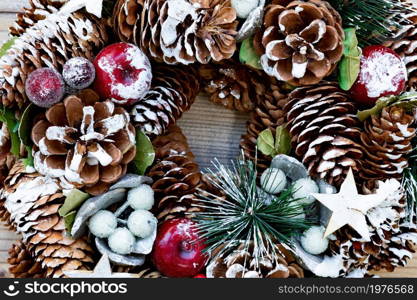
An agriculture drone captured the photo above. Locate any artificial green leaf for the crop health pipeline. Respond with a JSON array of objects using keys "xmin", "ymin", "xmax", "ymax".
[
  {"xmin": 338, "ymin": 28, "xmax": 361, "ymax": 91},
  {"xmin": 134, "ymin": 131, "xmax": 155, "ymax": 175},
  {"xmin": 0, "ymin": 37, "xmax": 17, "ymax": 58},
  {"xmin": 257, "ymin": 128, "xmax": 275, "ymax": 156},
  {"xmin": 274, "ymin": 125, "xmax": 291, "ymax": 155},
  {"xmin": 239, "ymin": 37, "xmax": 262, "ymax": 70},
  {"xmin": 22, "ymin": 146, "xmax": 34, "ymax": 167},
  {"xmin": 0, "ymin": 107, "xmax": 20, "ymax": 157},
  {"xmin": 58, "ymin": 189, "xmax": 90, "ymax": 217},
  {"xmin": 19, "ymin": 103, "xmax": 41, "ymax": 146},
  {"xmin": 64, "ymin": 211, "xmax": 77, "ymax": 234}
]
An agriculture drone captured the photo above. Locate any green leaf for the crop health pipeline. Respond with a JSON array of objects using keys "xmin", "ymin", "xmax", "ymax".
[
  {"xmin": 0, "ymin": 107, "xmax": 20, "ymax": 157},
  {"xmin": 0, "ymin": 37, "xmax": 16, "ymax": 58},
  {"xmin": 239, "ymin": 37, "xmax": 262, "ymax": 70},
  {"xmin": 338, "ymin": 28, "xmax": 361, "ymax": 91},
  {"xmin": 58, "ymin": 189, "xmax": 90, "ymax": 217},
  {"xmin": 257, "ymin": 128, "xmax": 275, "ymax": 156},
  {"xmin": 63, "ymin": 211, "xmax": 77, "ymax": 234},
  {"xmin": 134, "ymin": 131, "xmax": 155, "ymax": 175},
  {"xmin": 19, "ymin": 103, "xmax": 42, "ymax": 146},
  {"xmin": 22, "ymin": 146, "xmax": 34, "ymax": 167},
  {"xmin": 274, "ymin": 125, "xmax": 291, "ymax": 155}
]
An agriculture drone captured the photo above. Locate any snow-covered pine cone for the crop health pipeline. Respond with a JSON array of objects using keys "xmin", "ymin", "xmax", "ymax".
[
  {"xmin": 254, "ymin": 0, "xmax": 344, "ymax": 86},
  {"xmin": 31, "ymin": 89, "xmax": 136, "ymax": 195},
  {"xmin": 284, "ymin": 82, "xmax": 363, "ymax": 187},
  {"xmin": 0, "ymin": 6, "xmax": 108, "ymax": 109},
  {"xmin": 206, "ymin": 242, "xmax": 304, "ymax": 278},
  {"xmin": 139, "ymin": 0, "xmax": 238, "ymax": 64},
  {"xmin": 131, "ymin": 64, "xmax": 200, "ymax": 136},
  {"xmin": 1, "ymin": 162, "xmax": 94, "ymax": 278}
]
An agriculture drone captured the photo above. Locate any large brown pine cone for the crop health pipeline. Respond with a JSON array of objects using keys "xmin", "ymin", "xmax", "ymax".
[
  {"xmin": 329, "ymin": 182, "xmax": 417, "ymax": 275},
  {"xmin": 9, "ymin": 0, "xmax": 67, "ymax": 36},
  {"xmin": 199, "ymin": 61, "xmax": 275, "ymax": 112},
  {"xmin": 31, "ymin": 90, "xmax": 136, "ymax": 196},
  {"xmin": 240, "ymin": 80, "xmax": 288, "ymax": 172},
  {"xmin": 147, "ymin": 125, "xmax": 203, "ymax": 221},
  {"xmin": 0, "ymin": 9, "xmax": 108, "ymax": 109},
  {"xmin": 206, "ymin": 242, "xmax": 304, "ymax": 278},
  {"xmin": 284, "ymin": 82, "xmax": 363, "ymax": 187},
  {"xmin": 359, "ymin": 106, "xmax": 416, "ymax": 186},
  {"xmin": 384, "ymin": 12, "xmax": 417, "ymax": 91},
  {"xmin": 8, "ymin": 241, "xmax": 46, "ymax": 278},
  {"xmin": 254, "ymin": 0, "xmax": 344, "ymax": 86},
  {"xmin": 131, "ymin": 64, "xmax": 200, "ymax": 136},
  {"xmin": 139, "ymin": 0, "xmax": 238, "ymax": 64},
  {"xmin": 1, "ymin": 161, "xmax": 94, "ymax": 278},
  {"xmin": 113, "ymin": 0, "xmax": 144, "ymax": 43}
]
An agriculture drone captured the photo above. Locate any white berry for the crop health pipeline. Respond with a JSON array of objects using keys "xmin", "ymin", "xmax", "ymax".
[
  {"xmin": 127, "ymin": 210, "xmax": 157, "ymax": 238},
  {"xmin": 293, "ymin": 178, "xmax": 319, "ymax": 205},
  {"xmin": 88, "ymin": 210, "xmax": 117, "ymax": 238},
  {"xmin": 261, "ymin": 168, "xmax": 287, "ymax": 194},
  {"xmin": 231, "ymin": 0, "xmax": 259, "ymax": 19},
  {"xmin": 108, "ymin": 227, "xmax": 135, "ymax": 255},
  {"xmin": 300, "ymin": 226, "xmax": 329, "ymax": 255},
  {"xmin": 127, "ymin": 184, "xmax": 155, "ymax": 210}
]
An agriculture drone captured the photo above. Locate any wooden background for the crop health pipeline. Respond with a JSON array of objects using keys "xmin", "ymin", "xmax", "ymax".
[{"xmin": 0, "ymin": 0, "xmax": 416, "ymax": 278}]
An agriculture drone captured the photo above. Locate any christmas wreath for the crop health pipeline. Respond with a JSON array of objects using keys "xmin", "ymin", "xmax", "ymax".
[{"xmin": 0, "ymin": 0, "xmax": 417, "ymax": 278}]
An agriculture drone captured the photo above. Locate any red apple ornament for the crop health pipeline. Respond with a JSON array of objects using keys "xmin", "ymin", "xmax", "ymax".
[
  {"xmin": 152, "ymin": 218, "xmax": 207, "ymax": 277},
  {"xmin": 350, "ymin": 45, "xmax": 407, "ymax": 107},
  {"xmin": 93, "ymin": 42, "xmax": 152, "ymax": 105}
]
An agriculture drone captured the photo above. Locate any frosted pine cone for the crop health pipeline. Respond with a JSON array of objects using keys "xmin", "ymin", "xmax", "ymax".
[
  {"xmin": 254, "ymin": 0, "xmax": 344, "ymax": 86},
  {"xmin": 113, "ymin": 0, "xmax": 144, "ymax": 43},
  {"xmin": 359, "ymin": 106, "xmax": 416, "ymax": 186},
  {"xmin": 131, "ymin": 64, "xmax": 200, "ymax": 136},
  {"xmin": 140, "ymin": 0, "xmax": 238, "ymax": 64},
  {"xmin": 207, "ymin": 242, "xmax": 304, "ymax": 278},
  {"xmin": 31, "ymin": 90, "xmax": 136, "ymax": 195},
  {"xmin": 148, "ymin": 125, "xmax": 203, "ymax": 221},
  {"xmin": 284, "ymin": 82, "xmax": 363, "ymax": 187},
  {"xmin": 0, "ymin": 9, "xmax": 108, "ymax": 109},
  {"xmin": 1, "ymin": 162, "xmax": 94, "ymax": 277}
]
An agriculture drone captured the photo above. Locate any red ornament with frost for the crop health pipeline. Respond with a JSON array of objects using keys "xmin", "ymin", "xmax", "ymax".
[
  {"xmin": 350, "ymin": 45, "xmax": 407, "ymax": 107},
  {"xmin": 93, "ymin": 42, "xmax": 152, "ymax": 105},
  {"xmin": 152, "ymin": 218, "xmax": 207, "ymax": 278},
  {"xmin": 25, "ymin": 68, "xmax": 65, "ymax": 108}
]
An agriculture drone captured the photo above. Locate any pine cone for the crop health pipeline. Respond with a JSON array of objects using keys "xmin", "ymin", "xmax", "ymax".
[
  {"xmin": 0, "ymin": 10, "xmax": 108, "ymax": 109},
  {"xmin": 329, "ymin": 182, "xmax": 417, "ymax": 275},
  {"xmin": 284, "ymin": 82, "xmax": 363, "ymax": 187},
  {"xmin": 384, "ymin": 12, "xmax": 417, "ymax": 90},
  {"xmin": 240, "ymin": 80, "xmax": 288, "ymax": 172},
  {"xmin": 254, "ymin": 0, "xmax": 344, "ymax": 86},
  {"xmin": 359, "ymin": 106, "xmax": 416, "ymax": 186},
  {"xmin": 147, "ymin": 125, "xmax": 203, "ymax": 221},
  {"xmin": 31, "ymin": 89, "xmax": 136, "ymax": 196},
  {"xmin": 9, "ymin": 0, "xmax": 66, "ymax": 36},
  {"xmin": 139, "ymin": 0, "xmax": 238, "ymax": 64},
  {"xmin": 131, "ymin": 64, "xmax": 200, "ymax": 136},
  {"xmin": 1, "ymin": 161, "xmax": 94, "ymax": 278},
  {"xmin": 199, "ymin": 61, "xmax": 273, "ymax": 112},
  {"xmin": 8, "ymin": 241, "xmax": 46, "ymax": 278},
  {"xmin": 206, "ymin": 242, "xmax": 304, "ymax": 278},
  {"xmin": 113, "ymin": 0, "xmax": 144, "ymax": 43}
]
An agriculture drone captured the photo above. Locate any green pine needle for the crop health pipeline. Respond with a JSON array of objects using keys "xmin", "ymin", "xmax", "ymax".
[
  {"xmin": 328, "ymin": 0, "xmax": 414, "ymax": 46},
  {"xmin": 192, "ymin": 155, "xmax": 311, "ymax": 266},
  {"xmin": 403, "ymin": 138, "xmax": 417, "ymax": 220}
]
